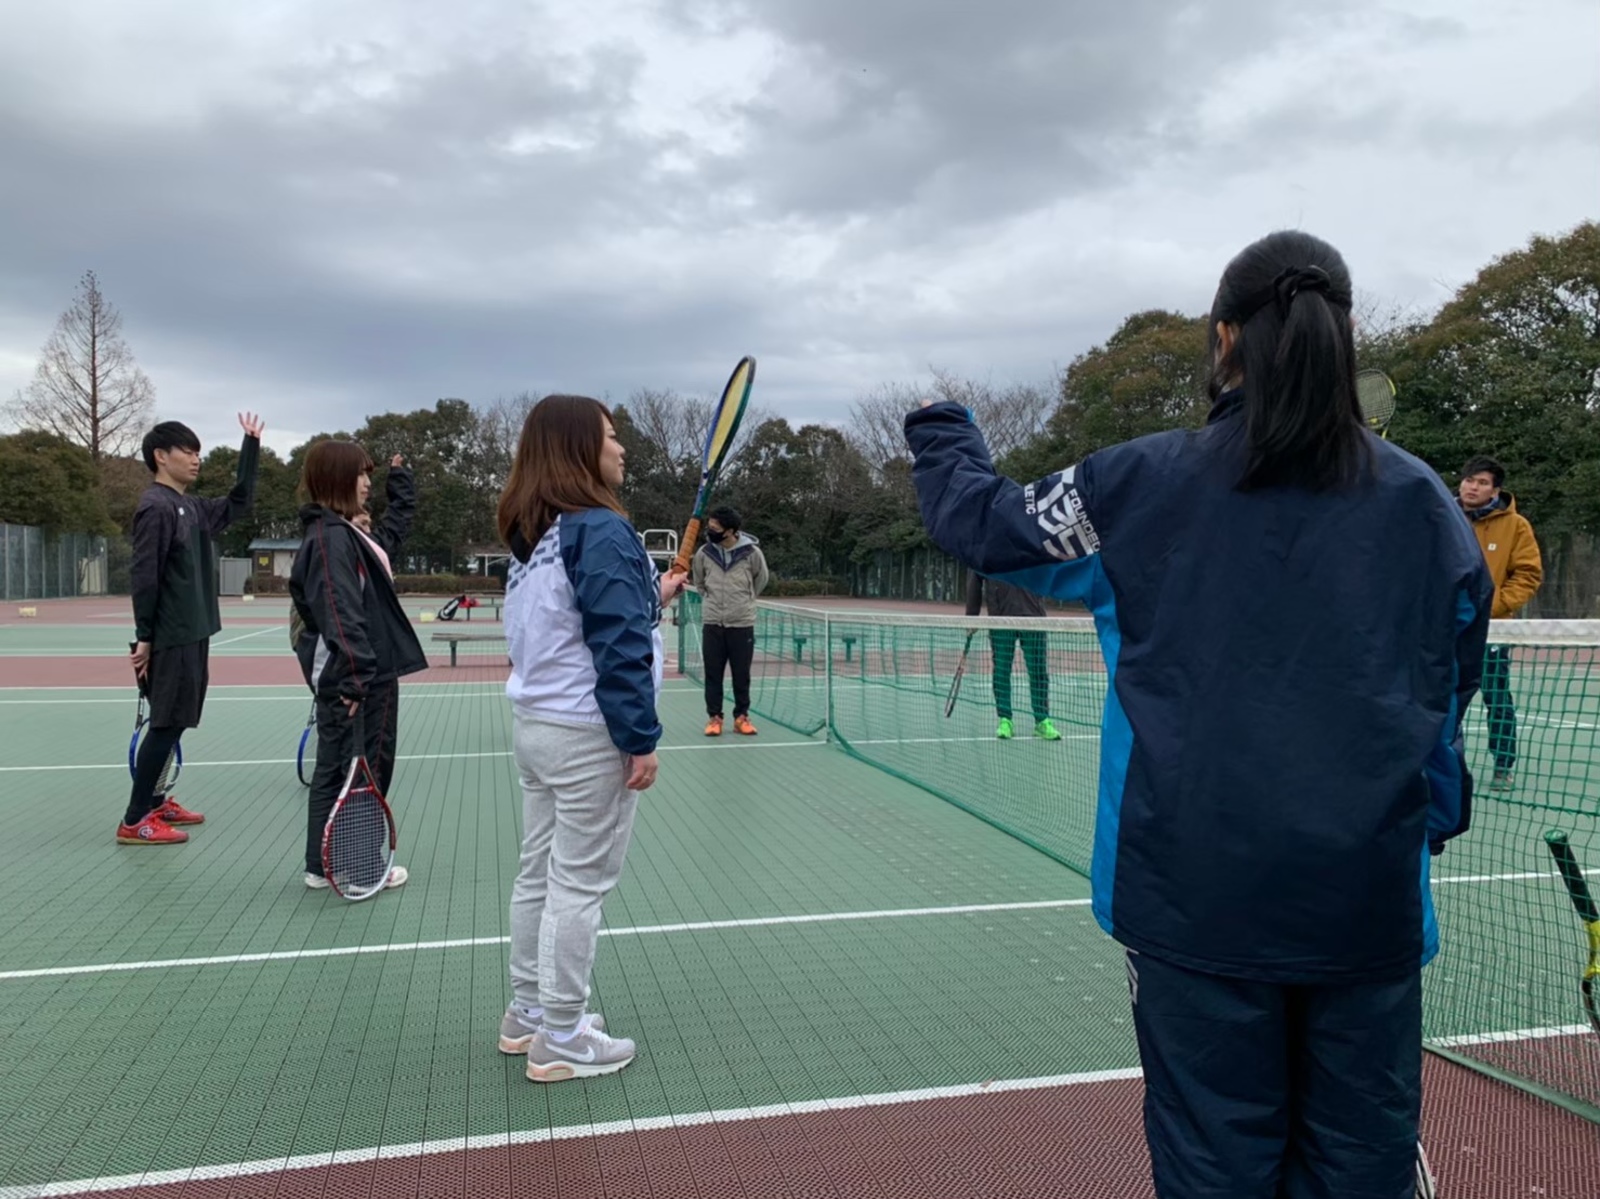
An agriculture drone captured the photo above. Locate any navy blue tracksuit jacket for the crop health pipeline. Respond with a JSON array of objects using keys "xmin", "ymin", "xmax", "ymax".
[{"xmin": 906, "ymin": 392, "xmax": 1492, "ymax": 984}]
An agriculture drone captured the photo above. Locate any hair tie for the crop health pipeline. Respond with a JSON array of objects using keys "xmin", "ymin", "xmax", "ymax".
[{"xmin": 1273, "ymin": 265, "xmax": 1332, "ymax": 313}]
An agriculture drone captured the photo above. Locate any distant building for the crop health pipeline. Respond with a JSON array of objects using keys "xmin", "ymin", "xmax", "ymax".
[{"xmin": 248, "ymin": 537, "xmax": 302, "ymax": 580}]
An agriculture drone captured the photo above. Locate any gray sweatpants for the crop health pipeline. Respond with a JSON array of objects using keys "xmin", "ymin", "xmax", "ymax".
[{"xmin": 508, "ymin": 712, "xmax": 640, "ymax": 1033}]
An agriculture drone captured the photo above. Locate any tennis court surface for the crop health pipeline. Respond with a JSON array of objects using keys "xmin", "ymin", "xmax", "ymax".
[{"xmin": 1, "ymin": 596, "xmax": 1596, "ymax": 1198}]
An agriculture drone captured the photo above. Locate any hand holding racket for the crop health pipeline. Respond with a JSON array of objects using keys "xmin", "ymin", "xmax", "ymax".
[
  {"xmin": 1544, "ymin": 829, "xmax": 1600, "ymax": 1035},
  {"xmin": 669, "ymin": 356, "xmax": 756, "ymax": 578},
  {"xmin": 127, "ymin": 642, "xmax": 182, "ymax": 788},
  {"xmin": 1357, "ymin": 369, "xmax": 1396, "ymax": 440},
  {"xmin": 321, "ymin": 705, "xmax": 398, "ymax": 901}
]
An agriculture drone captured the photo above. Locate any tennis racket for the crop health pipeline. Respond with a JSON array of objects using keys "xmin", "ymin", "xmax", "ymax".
[
  {"xmin": 945, "ymin": 630, "xmax": 976, "ymax": 718},
  {"xmin": 669, "ymin": 356, "xmax": 757, "ymax": 577},
  {"xmin": 127, "ymin": 643, "xmax": 182, "ymax": 790},
  {"xmin": 1543, "ymin": 829, "xmax": 1600, "ymax": 1035},
  {"xmin": 1357, "ymin": 369, "xmax": 1397, "ymax": 440},
  {"xmin": 320, "ymin": 706, "xmax": 396, "ymax": 901},
  {"xmin": 1414, "ymin": 1141, "xmax": 1437, "ymax": 1198},
  {"xmin": 296, "ymin": 699, "xmax": 316, "ymax": 787}
]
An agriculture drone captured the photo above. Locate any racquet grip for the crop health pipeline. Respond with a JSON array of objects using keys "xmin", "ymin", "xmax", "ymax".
[
  {"xmin": 1546, "ymin": 830, "xmax": 1600, "ymax": 924},
  {"xmin": 671, "ymin": 518, "xmax": 702, "ymax": 576}
]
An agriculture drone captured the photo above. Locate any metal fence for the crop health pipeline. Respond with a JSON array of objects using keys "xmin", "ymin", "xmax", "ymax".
[{"xmin": 0, "ymin": 523, "xmax": 129, "ymax": 601}]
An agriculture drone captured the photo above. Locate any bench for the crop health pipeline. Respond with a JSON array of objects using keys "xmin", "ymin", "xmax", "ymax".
[{"xmin": 431, "ymin": 630, "xmax": 505, "ymax": 667}]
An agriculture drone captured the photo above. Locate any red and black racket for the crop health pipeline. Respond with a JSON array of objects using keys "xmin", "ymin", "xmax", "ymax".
[{"xmin": 320, "ymin": 706, "xmax": 396, "ymax": 901}]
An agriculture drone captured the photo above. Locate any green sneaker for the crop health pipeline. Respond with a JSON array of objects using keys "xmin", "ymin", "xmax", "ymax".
[
  {"xmin": 1036, "ymin": 719, "xmax": 1062, "ymax": 741},
  {"xmin": 996, "ymin": 718, "xmax": 1014, "ymax": 740}
]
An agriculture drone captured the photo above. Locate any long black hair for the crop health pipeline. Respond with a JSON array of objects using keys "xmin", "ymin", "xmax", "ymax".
[{"xmin": 1209, "ymin": 231, "xmax": 1367, "ymax": 491}]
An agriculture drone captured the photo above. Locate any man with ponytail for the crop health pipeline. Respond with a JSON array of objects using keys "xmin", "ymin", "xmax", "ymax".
[{"xmin": 905, "ymin": 231, "xmax": 1492, "ymax": 1197}]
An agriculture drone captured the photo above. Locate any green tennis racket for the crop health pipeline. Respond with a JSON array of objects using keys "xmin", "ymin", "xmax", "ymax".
[
  {"xmin": 1357, "ymin": 369, "xmax": 1397, "ymax": 440},
  {"xmin": 671, "ymin": 356, "xmax": 756, "ymax": 577}
]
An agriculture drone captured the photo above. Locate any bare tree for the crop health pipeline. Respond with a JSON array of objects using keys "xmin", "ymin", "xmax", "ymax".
[
  {"xmin": 846, "ymin": 382, "xmax": 925, "ymax": 476},
  {"xmin": 847, "ymin": 372, "xmax": 1056, "ymax": 476},
  {"xmin": 478, "ymin": 390, "xmax": 539, "ymax": 491},
  {"xmin": 7, "ymin": 272, "xmax": 155, "ymax": 462}
]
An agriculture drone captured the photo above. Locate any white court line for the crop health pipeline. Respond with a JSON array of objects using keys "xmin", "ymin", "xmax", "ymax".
[
  {"xmin": 0, "ymin": 685, "xmax": 708, "ymax": 705},
  {"xmin": 0, "ymin": 732, "xmax": 1101, "ymax": 771},
  {"xmin": 1429, "ymin": 1023, "xmax": 1594, "ymax": 1048},
  {"xmin": 209, "ymin": 626, "xmax": 285, "ymax": 647},
  {"xmin": 0, "ymin": 740, "xmax": 826, "ymax": 773},
  {"xmin": 0, "ymin": 899, "xmax": 1092, "ymax": 981},
  {"xmin": 0, "ymin": 1064, "xmax": 1145, "ymax": 1199},
  {"xmin": 1, "ymin": 1010, "xmax": 1592, "ymax": 1198},
  {"xmin": 1435, "ymin": 867, "xmax": 1600, "ymax": 885}
]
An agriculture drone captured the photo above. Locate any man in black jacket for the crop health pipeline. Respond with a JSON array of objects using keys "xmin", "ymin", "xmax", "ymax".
[
  {"xmin": 965, "ymin": 573, "xmax": 1062, "ymax": 741},
  {"xmin": 119, "ymin": 413, "xmax": 264, "ymax": 845}
]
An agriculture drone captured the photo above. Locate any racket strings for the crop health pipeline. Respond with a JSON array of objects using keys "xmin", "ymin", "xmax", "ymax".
[{"xmin": 326, "ymin": 786, "xmax": 393, "ymax": 897}]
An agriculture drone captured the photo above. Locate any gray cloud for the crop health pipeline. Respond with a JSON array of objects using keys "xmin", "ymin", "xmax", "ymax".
[{"xmin": 0, "ymin": 0, "xmax": 1594, "ymax": 462}]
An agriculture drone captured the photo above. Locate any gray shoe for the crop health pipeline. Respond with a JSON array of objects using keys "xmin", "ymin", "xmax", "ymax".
[
  {"xmin": 525, "ymin": 1015, "xmax": 635, "ymax": 1082},
  {"xmin": 498, "ymin": 1005, "xmax": 604, "ymax": 1054}
]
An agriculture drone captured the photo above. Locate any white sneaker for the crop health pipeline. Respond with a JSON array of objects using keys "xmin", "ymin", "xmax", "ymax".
[
  {"xmin": 304, "ymin": 872, "xmax": 331, "ymax": 890},
  {"xmin": 384, "ymin": 865, "xmax": 409, "ymax": 889},
  {"xmin": 499, "ymin": 1005, "xmax": 605, "ymax": 1054},
  {"xmin": 525, "ymin": 1015, "xmax": 636, "ymax": 1082}
]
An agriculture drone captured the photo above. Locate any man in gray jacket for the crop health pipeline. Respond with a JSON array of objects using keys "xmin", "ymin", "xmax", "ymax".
[{"xmin": 691, "ymin": 507, "xmax": 769, "ymax": 735}]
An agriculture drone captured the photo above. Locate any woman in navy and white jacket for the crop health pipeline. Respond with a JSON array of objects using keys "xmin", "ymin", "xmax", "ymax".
[{"xmin": 493, "ymin": 394, "xmax": 684, "ymax": 1083}]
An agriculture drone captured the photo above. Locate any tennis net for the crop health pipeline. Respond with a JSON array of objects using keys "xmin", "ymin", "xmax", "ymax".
[{"xmin": 678, "ymin": 595, "xmax": 1600, "ymax": 1121}]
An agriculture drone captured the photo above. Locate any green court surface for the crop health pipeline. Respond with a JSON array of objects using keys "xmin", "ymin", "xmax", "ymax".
[
  {"xmin": 1, "ymin": 602, "xmax": 1597, "ymax": 1198},
  {"xmin": 0, "ymin": 671, "xmax": 1133, "ymax": 1194}
]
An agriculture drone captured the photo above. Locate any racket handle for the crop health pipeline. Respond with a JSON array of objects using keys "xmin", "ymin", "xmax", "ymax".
[
  {"xmin": 1546, "ymin": 830, "xmax": 1600, "ymax": 924},
  {"xmin": 671, "ymin": 518, "xmax": 702, "ymax": 576}
]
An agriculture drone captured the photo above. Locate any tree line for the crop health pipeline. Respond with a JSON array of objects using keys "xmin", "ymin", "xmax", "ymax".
[{"xmin": 3, "ymin": 224, "xmax": 1596, "ymax": 604}]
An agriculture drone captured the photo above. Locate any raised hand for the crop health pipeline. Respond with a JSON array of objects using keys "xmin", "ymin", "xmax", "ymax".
[
  {"xmin": 390, "ymin": 454, "xmax": 404, "ymax": 468},
  {"xmin": 238, "ymin": 412, "xmax": 266, "ymax": 438}
]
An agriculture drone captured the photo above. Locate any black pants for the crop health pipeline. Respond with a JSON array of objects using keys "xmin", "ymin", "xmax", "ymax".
[
  {"xmin": 989, "ymin": 629, "xmax": 1050, "ymax": 721},
  {"xmin": 703, "ymin": 623, "xmax": 755, "ymax": 719},
  {"xmin": 305, "ymin": 680, "xmax": 399, "ymax": 875},
  {"xmin": 1127, "ymin": 949, "xmax": 1422, "ymax": 1198},
  {"xmin": 125, "ymin": 726, "xmax": 183, "ymax": 825},
  {"xmin": 125, "ymin": 641, "xmax": 210, "ymax": 823},
  {"xmin": 1481, "ymin": 646, "xmax": 1516, "ymax": 772}
]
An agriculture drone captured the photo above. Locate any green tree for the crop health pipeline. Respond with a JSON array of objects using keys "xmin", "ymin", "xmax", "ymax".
[
  {"xmin": 355, "ymin": 399, "xmax": 491, "ymax": 572},
  {"xmin": 0, "ymin": 430, "xmax": 115, "ymax": 532},
  {"xmin": 190, "ymin": 444, "xmax": 298, "ymax": 556},
  {"xmin": 1008, "ymin": 310, "xmax": 1210, "ymax": 481},
  {"xmin": 1388, "ymin": 222, "xmax": 1600, "ymax": 540}
]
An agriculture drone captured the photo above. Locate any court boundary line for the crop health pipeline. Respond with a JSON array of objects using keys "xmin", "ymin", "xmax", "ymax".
[
  {"xmin": 0, "ymin": 1065, "xmax": 1147, "ymax": 1199},
  {"xmin": 0, "ymin": 899, "xmax": 1094, "ymax": 981}
]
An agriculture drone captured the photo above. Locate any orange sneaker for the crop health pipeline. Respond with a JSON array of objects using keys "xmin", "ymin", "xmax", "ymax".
[
  {"xmin": 704, "ymin": 716, "xmax": 723, "ymax": 737},
  {"xmin": 154, "ymin": 796, "xmax": 205, "ymax": 825},
  {"xmin": 116, "ymin": 812, "xmax": 189, "ymax": 845},
  {"xmin": 733, "ymin": 715, "xmax": 758, "ymax": 736}
]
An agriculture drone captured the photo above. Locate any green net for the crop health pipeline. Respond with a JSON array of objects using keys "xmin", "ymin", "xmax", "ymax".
[{"xmin": 678, "ymin": 599, "xmax": 1600, "ymax": 1121}]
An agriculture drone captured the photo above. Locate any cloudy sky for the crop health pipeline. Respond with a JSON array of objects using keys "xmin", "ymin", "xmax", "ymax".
[{"xmin": 1, "ymin": 0, "xmax": 1595, "ymax": 460}]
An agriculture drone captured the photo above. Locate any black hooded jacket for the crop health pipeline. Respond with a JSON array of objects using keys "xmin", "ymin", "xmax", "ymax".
[{"xmin": 289, "ymin": 467, "xmax": 427, "ymax": 700}]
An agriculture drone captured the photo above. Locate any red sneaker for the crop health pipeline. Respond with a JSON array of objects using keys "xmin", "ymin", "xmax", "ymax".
[
  {"xmin": 154, "ymin": 796, "xmax": 205, "ymax": 826},
  {"xmin": 116, "ymin": 813, "xmax": 189, "ymax": 845}
]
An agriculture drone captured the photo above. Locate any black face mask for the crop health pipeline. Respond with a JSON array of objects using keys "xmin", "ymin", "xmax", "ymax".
[{"xmin": 706, "ymin": 527, "xmax": 725, "ymax": 542}]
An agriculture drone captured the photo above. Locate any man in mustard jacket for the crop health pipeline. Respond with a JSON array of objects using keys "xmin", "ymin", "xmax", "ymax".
[{"xmin": 1458, "ymin": 456, "xmax": 1543, "ymax": 790}]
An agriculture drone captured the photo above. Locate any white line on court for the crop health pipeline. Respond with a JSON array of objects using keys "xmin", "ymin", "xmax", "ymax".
[
  {"xmin": 0, "ymin": 740, "xmax": 826, "ymax": 773},
  {"xmin": 209, "ymin": 626, "xmax": 285, "ymax": 647},
  {"xmin": 0, "ymin": 1065, "xmax": 1146, "ymax": 1199},
  {"xmin": 0, "ymin": 899, "xmax": 1093, "ymax": 981},
  {"xmin": 1429, "ymin": 1023, "xmax": 1595, "ymax": 1048}
]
